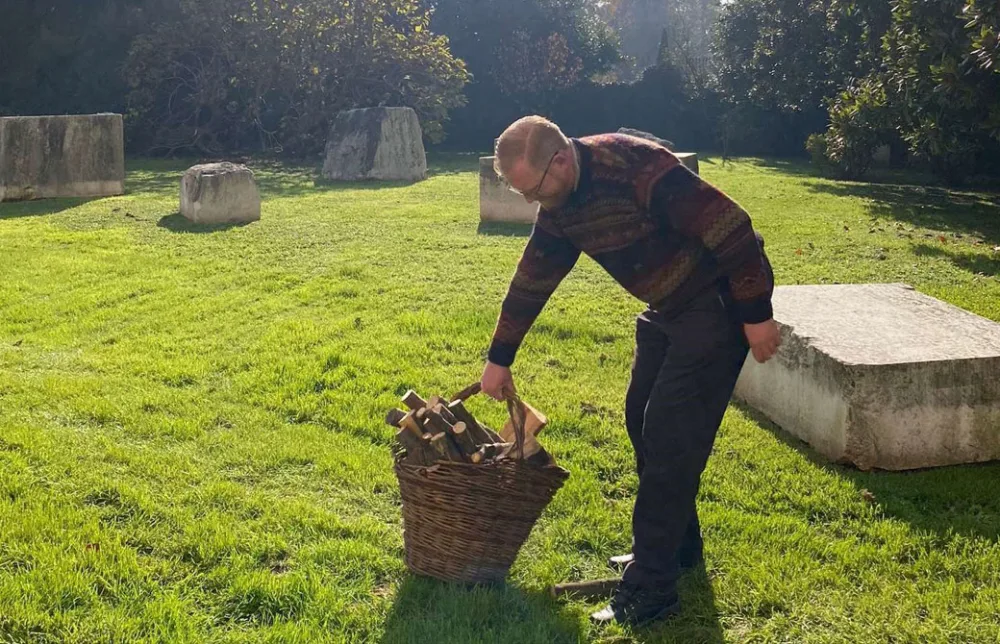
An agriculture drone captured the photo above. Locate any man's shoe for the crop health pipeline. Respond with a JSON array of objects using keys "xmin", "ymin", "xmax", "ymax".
[
  {"xmin": 607, "ymin": 549, "xmax": 704, "ymax": 571},
  {"xmin": 590, "ymin": 581, "xmax": 680, "ymax": 627}
]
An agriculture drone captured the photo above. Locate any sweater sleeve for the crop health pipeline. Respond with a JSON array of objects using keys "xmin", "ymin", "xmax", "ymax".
[
  {"xmin": 487, "ymin": 217, "xmax": 581, "ymax": 367},
  {"xmin": 647, "ymin": 161, "xmax": 774, "ymax": 324}
]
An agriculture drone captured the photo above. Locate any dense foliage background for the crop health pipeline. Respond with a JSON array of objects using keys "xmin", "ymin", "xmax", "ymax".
[{"xmin": 2, "ymin": 0, "xmax": 997, "ymax": 181}]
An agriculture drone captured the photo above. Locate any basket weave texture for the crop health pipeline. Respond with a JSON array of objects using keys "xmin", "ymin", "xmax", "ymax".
[{"xmin": 393, "ymin": 384, "xmax": 570, "ymax": 584}]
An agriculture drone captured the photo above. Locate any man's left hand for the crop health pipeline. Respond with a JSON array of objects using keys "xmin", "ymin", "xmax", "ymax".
[{"xmin": 743, "ymin": 319, "xmax": 781, "ymax": 363}]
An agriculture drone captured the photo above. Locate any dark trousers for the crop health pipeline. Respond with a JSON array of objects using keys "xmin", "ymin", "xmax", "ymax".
[{"xmin": 621, "ymin": 286, "xmax": 750, "ymax": 590}]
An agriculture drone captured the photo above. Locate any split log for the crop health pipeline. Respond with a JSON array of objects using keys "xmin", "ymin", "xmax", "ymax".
[
  {"xmin": 429, "ymin": 432, "xmax": 465, "ymax": 462},
  {"xmin": 399, "ymin": 412, "xmax": 424, "ymax": 439},
  {"xmin": 423, "ymin": 409, "xmax": 454, "ymax": 437},
  {"xmin": 395, "ymin": 427, "xmax": 428, "ymax": 466},
  {"xmin": 385, "ymin": 408, "xmax": 407, "ymax": 427},
  {"xmin": 450, "ymin": 382, "xmax": 481, "ymax": 403},
  {"xmin": 450, "ymin": 421, "xmax": 478, "ymax": 457},
  {"xmin": 480, "ymin": 424, "xmax": 505, "ymax": 444},
  {"xmin": 500, "ymin": 400, "xmax": 547, "ymax": 459},
  {"xmin": 470, "ymin": 442, "xmax": 505, "ymax": 463},
  {"xmin": 401, "ymin": 390, "xmax": 427, "ymax": 411},
  {"xmin": 447, "ymin": 400, "xmax": 495, "ymax": 446},
  {"xmin": 435, "ymin": 403, "xmax": 459, "ymax": 426}
]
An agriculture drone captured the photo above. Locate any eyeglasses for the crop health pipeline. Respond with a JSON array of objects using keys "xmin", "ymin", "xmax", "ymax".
[{"xmin": 506, "ymin": 150, "xmax": 558, "ymax": 199}]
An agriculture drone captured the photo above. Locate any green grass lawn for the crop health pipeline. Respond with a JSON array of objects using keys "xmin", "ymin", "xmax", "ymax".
[{"xmin": 2, "ymin": 154, "xmax": 1000, "ymax": 643}]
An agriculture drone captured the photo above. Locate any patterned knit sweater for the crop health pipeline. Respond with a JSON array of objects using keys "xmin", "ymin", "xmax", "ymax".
[{"xmin": 487, "ymin": 133, "xmax": 774, "ymax": 367}]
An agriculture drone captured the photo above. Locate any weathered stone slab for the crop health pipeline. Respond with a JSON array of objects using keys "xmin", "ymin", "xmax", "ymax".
[
  {"xmin": 322, "ymin": 107, "xmax": 426, "ymax": 182},
  {"xmin": 479, "ymin": 156, "xmax": 539, "ymax": 224},
  {"xmin": 180, "ymin": 162, "xmax": 260, "ymax": 225},
  {"xmin": 675, "ymin": 153, "xmax": 699, "ymax": 175},
  {"xmin": 0, "ymin": 113, "xmax": 124, "ymax": 202},
  {"xmin": 734, "ymin": 284, "xmax": 1000, "ymax": 471},
  {"xmin": 618, "ymin": 127, "xmax": 675, "ymax": 150},
  {"xmin": 615, "ymin": 127, "xmax": 698, "ymax": 173}
]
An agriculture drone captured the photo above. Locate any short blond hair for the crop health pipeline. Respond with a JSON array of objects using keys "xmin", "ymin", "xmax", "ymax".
[{"xmin": 493, "ymin": 115, "xmax": 571, "ymax": 179}]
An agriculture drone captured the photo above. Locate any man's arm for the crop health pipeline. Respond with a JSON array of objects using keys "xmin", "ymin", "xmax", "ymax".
[
  {"xmin": 643, "ymin": 158, "xmax": 780, "ymax": 362},
  {"xmin": 486, "ymin": 218, "xmax": 581, "ymax": 369},
  {"xmin": 646, "ymin": 163, "xmax": 774, "ymax": 325}
]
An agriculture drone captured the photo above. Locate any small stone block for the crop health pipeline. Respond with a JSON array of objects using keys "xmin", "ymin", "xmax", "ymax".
[
  {"xmin": 479, "ymin": 156, "xmax": 539, "ymax": 224},
  {"xmin": 322, "ymin": 107, "xmax": 426, "ymax": 182},
  {"xmin": 180, "ymin": 162, "xmax": 261, "ymax": 225},
  {"xmin": 675, "ymin": 153, "xmax": 699, "ymax": 175}
]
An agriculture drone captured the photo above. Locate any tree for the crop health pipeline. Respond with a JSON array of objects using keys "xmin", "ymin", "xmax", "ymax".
[
  {"xmin": 598, "ymin": 0, "xmax": 721, "ymax": 89},
  {"xmin": 815, "ymin": 0, "xmax": 1000, "ymax": 182},
  {"xmin": 427, "ymin": 0, "xmax": 620, "ymax": 144},
  {"xmin": 964, "ymin": 0, "xmax": 1000, "ymax": 72},
  {"xmin": 123, "ymin": 0, "xmax": 470, "ymax": 156},
  {"xmin": 712, "ymin": 0, "xmax": 891, "ymax": 155},
  {"xmin": 0, "ymin": 1, "xmax": 175, "ymax": 118}
]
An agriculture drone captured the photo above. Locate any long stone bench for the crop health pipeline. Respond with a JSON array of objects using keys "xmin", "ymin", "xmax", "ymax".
[
  {"xmin": 0, "ymin": 113, "xmax": 125, "ymax": 202},
  {"xmin": 734, "ymin": 283, "xmax": 1000, "ymax": 471}
]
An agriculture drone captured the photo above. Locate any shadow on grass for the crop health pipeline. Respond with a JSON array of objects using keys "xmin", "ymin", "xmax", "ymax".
[
  {"xmin": 912, "ymin": 243, "xmax": 1000, "ymax": 277},
  {"xmin": 804, "ymin": 181, "xmax": 1000, "ymax": 245},
  {"xmin": 426, "ymin": 152, "xmax": 480, "ymax": 177},
  {"xmin": 123, "ymin": 156, "xmax": 475, "ymax": 201},
  {"xmin": 477, "ymin": 221, "xmax": 533, "ymax": 237},
  {"xmin": 745, "ymin": 158, "xmax": 1000, "ymax": 245},
  {"xmin": 0, "ymin": 196, "xmax": 100, "ymax": 219},
  {"xmin": 156, "ymin": 212, "xmax": 256, "ymax": 233},
  {"xmin": 734, "ymin": 401, "xmax": 1000, "ymax": 543},
  {"xmin": 379, "ymin": 575, "xmax": 582, "ymax": 644},
  {"xmin": 380, "ymin": 569, "xmax": 724, "ymax": 643},
  {"xmin": 633, "ymin": 566, "xmax": 725, "ymax": 644}
]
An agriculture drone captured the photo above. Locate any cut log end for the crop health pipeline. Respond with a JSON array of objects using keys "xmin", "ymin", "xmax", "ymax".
[
  {"xmin": 385, "ymin": 408, "xmax": 407, "ymax": 427},
  {"xmin": 401, "ymin": 390, "xmax": 427, "ymax": 411}
]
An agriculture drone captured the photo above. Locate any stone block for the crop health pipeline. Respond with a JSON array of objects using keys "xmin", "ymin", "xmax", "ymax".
[
  {"xmin": 479, "ymin": 156, "xmax": 539, "ymax": 224},
  {"xmin": 180, "ymin": 162, "xmax": 260, "ymax": 225},
  {"xmin": 675, "ymin": 153, "xmax": 699, "ymax": 175},
  {"xmin": 734, "ymin": 283, "xmax": 1000, "ymax": 471},
  {"xmin": 322, "ymin": 107, "xmax": 426, "ymax": 182},
  {"xmin": 613, "ymin": 127, "xmax": 697, "ymax": 174},
  {"xmin": 0, "ymin": 113, "xmax": 125, "ymax": 202},
  {"xmin": 617, "ymin": 127, "xmax": 675, "ymax": 150}
]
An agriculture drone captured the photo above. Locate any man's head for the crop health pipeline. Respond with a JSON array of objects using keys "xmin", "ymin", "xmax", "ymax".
[{"xmin": 494, "ymin": 116, "xmax": 577, "ymax": 209}]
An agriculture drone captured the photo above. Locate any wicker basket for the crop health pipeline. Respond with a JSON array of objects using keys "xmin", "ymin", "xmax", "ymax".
[{"xmin": 393, "ymin": 384, "xmax": 570, "ymax": 584}]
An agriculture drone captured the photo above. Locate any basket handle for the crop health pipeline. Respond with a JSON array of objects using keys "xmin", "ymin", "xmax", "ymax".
[{"xmin": 451, "ymin": 382, "xmax": 527, "ymax": 461}]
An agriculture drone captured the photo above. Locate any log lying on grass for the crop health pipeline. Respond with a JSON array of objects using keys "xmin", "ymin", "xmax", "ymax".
[{"xmin": 386, "ymin": 388, "xmax": 553, "ymax": 467}]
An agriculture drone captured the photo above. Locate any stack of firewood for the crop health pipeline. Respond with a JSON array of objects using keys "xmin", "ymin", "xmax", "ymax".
[{"xmin": 386, "ymin": 389, "xmax": 551, "ymax": 467}]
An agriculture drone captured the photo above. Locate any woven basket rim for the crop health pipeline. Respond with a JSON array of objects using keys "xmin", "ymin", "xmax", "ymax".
[{"xmin": 394, "ymin": 457, "xmax": 570, "ymax": 476}]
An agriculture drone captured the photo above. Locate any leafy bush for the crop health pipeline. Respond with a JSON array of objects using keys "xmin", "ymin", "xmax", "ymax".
[{"xmin": 124, "ymin": 0, "xmax": 470, "ymax": 156}]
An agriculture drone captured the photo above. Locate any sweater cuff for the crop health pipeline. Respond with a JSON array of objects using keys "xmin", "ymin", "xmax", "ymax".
[
  {"xmin": 487, "ymin": 342, "xmax": 518, "ymax": 368},
  {"xmin": 736, "ymin": 298, "xmax": 774, "ymax": 325}
]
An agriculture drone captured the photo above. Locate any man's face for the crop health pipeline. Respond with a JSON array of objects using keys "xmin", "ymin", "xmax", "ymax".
[{"xmin": 504, "ymin": 148, "xmax": 575, "ymax": 210}]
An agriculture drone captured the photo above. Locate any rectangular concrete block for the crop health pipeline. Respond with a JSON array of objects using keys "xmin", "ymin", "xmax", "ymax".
[
  {"xmin": 675, "ymin": 152, "xmax": 699, "ymax": 175},
  {"xmin": 0, "ymin": 113, "xmax": 125, "ymax": 202},
  {"xmin": 734, "ymin": 283, "xmax": 1000, "ymax": 471},
  {"xmin": 479, "ymin": 156, "xmax": 539, "ymax": 224}
]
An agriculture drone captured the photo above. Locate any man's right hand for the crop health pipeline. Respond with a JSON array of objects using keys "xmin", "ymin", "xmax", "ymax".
[{"xmin": 481, "ymin": 361, "xmax": 515, "ymax": 401}]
